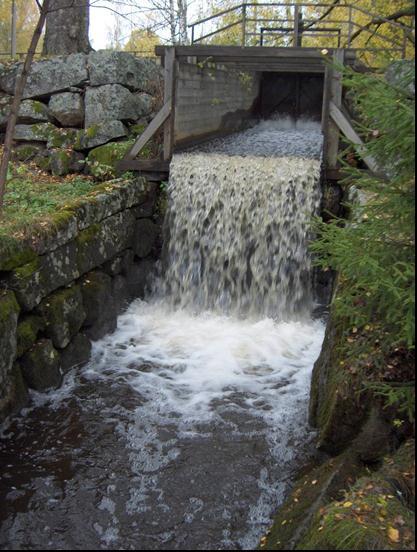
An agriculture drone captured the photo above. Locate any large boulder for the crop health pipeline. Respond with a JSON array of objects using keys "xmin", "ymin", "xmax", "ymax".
[
  {"xmin": 84, "ymin": 84, "xmax": 147, "ymax": 127},
  {"xmin": 0, "ymin": 53, "xmax": 88, "ymax": 98},
  {"xmin": 88, "ymin": 50, "xmax": 160, "ymax": 92},
  {"xmin": 1, "ymin": 99, "xmax": 51, "ymax": 129},
  {"xmin": 49, "ymin": 92, "xmax": 84, "ymax": 127},
  {"xmin": 49, "ymin": 149, "xmax": 85, "ymax": 176},
  {"xmin": 19, "ymin": 339, "xmax": 62, "ymax": 391},
  {"xmin": 14, "ymin": 122, "xmax": 57, "ymax": 142}
]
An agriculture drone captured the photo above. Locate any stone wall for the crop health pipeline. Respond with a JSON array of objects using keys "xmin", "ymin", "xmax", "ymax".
[
  {"xmin": 0, "ymin": 51, "xmax": 162, "ymax": 176},
  {"xmin": 0, "ymin": 177, "xmax": 160, "ymax": 423}
]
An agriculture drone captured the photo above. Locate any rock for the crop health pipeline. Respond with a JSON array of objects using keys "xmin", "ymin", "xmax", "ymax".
[
  {"xmin": 49, "ymin": 92, "xmax": 84, "ymax": 127},
  {"xmin": 102, "ymin": 249, "xmax": 134, "ymax": 277},
  {"xmin": 133, "ymin": 218, "xmax": 159, "ymax": 258},
  {"xmin": 0, "ymin": 237, "xmax": 37, "ymax": 272},
  {"xmin": 309, "ymin": 312, "xmax": 369, "ymax": 454},
  {"xmin": 88, "ymin": 50, "xmax": 161, "ymax": 93},
  {"xmin": 49, "ymin": 149, "xmax": 85, "ymax": 176},
  {"xmin": 86, "ymin": 141, "xmax": 133, "ymax": 175},
  {"xmin": 46, "ymin": 127, "xmax": 79, "ymax": 149},
  {"xmin": 126, "ymin": 259, "xmax": 154, "ymax": 300},
  {"xmin": 0, "ymin": 291, "xmax": 21, "ymax": 421},
  {"xmin": 16, "ymin": 314, "xmax": 45, "ymax": 358},
  {"xmin": 111, "ymin": 273, "xmax": 130, "ymax": 313},
  {"xmin": 8, "ymin": 242, "xmax": 80, "ymax": 311},
  {"xmin": 1, "ymin": 99, "xmax": 50, "ymax": 129},
  {"xmin": 19, "ymin": 339, "xmax": 62, "ymax": 391},
  {"xmin": 80, "ymin": 271, "xmax": 117, "ymax": 340},
  {"xmin": 385, "ymin": 60, "xmax": 415, "ymax": 97},
  {"xmin": 60, "ymin": 333, "xmax": 92, "ymax": 373},
  {"xmin": 133, "ymin": 92, "xmax": 154, "ymax": 118},
  {"xmin": 13, "ymin": 143, "xmax": 46, "ymax": 162},
  {"xmin": 0, "ymin": 53, "xmax": 88, "ymax": 98},
  {"xmin": 76, "ymin": 210, "xmax": 136, "ymax": 275},
  {"xmin": 37, "ymin": 285, "xmax": 86, "ymax": 349},
  {"xmin": 75, "ymin": 120, "xmax": 127, "ymax": 150},
  {"xmin": 14, "ymin": 122, "xmax": 57, "ymax": 142},
  {"xmin": 84, "ymin": 84, "xmax": 146, "ymax": 127}
]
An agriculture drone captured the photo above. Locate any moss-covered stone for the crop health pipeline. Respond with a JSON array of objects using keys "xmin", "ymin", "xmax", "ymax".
[
  {"xmin": 76, "ymin": 210, "xmax": 136, "ymax": 275},
  {"xmin": 0, "ymin": 291, "xmax": 21, "ymax": 421},
  {"xmin": 37, "ymin": 285, "xmax": 86, "ymax": 349},
  {"xmin": 20, "ymin": 338, "xmax": 62, "ymax": 391},
  {"xmin": 46, "ymin": 127, "xmax": 78, "ymax": 149},
  {"xmin": 0, "ymin": 236, "xmax": 37, "ymax": 272},
  {"xmin": 9, "ymin": 242, "xmax": 80, "ymax": 311},
  {"xmin": 16, "ymin": 314, "xmax": 45, "ymax": 358},
  {"xmin": 295, "ymin": 442, "xmax": 415, "ymax": 550},
  {"xmin": 87, "ymin": 141, "xmax": 134, "ymax": 178},
  {"xmin": 80, "ymin": 271, "xmax": 117, "ymax": 340},
  {"xmin": 60, "ymin": 333, "xmax": 92, "ymax": 374},
  {"xmin": 102, "ymin": 249, "xmax": 134, "ymax": 277},
  {"xmin": 309, "ymin": 313, "xmax": 369, "ymax": 454},
  {"xmin": 133, "ymin": 218, "xmax": 159, "ymax": 258}
]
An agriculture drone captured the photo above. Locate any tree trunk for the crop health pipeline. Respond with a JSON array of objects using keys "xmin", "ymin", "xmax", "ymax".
[
  {"xmin": 42, "ymin": 0, "xmax": 92, "ymax": 56},
  {"xmin": 0, "ymin": 0, "xmax": 50, "ymax": 213}
]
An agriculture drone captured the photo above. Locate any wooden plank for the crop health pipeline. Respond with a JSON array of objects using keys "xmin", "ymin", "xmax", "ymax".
[
  {"xmin": 123, "ymin": 101, "xmax": 171, "ymax": 161},
  {"xmin": 117, "ymin": 159, "xmax": 170, "ymax": 173},
  {"xmin": 329, "ymin": 101, "xmax": 378, "ymax": 173},
  {"xmin": 163, "ymin": 47, "xmax": 176, "ymax": 161},
  {"xmin": 326, "ymin": 49, "xmax": 344, "ymax": 169},
  {"xmin": 156, "ymin": 45, "xmax": 357, "ymax": 60}
]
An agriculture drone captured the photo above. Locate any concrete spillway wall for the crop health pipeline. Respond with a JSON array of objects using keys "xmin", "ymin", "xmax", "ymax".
[{"xmin": 174, "ymin": 63, "xmax": 261, "ymax": 148}]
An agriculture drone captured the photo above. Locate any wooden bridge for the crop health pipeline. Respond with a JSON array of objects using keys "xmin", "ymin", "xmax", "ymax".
[{"xmin": 119, "ymin": 2, "xmax": 414, "ymax": 180}]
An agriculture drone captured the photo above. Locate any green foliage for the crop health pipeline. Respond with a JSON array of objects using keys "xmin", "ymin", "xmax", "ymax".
[{"xmin": 311, "ymin": 63, "xmax": 415, "ymax": 413}]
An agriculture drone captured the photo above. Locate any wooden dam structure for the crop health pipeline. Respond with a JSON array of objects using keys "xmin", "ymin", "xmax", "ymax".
[{"xmin": 118, "ymin": 2, "xmax": 414, "ymax": 180}]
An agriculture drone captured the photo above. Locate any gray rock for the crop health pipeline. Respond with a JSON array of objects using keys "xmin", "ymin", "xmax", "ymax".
[
  {"xmin": 0, "ymin": 53, "xmax": 88, "ymax": 98},
  {"xmin": 133, "ymin": 92, "xmax": 154, "ymax": 118},
  {"xmin": 385, "ymin": 60, "xmax": 415, "ymax": 96},
  {"xmin": 133, "ymin": 218, "xmax": 159, "ymax": 258},
  {"xmin": 75, "ymin": 120, "xmax": 127, "ymax": 150},
  {"xmin": 14, "ymin": 122, "xmax": 57, "ymax": 142},
  {"xmin": 126, "ymin": 259, "xmax": 154, "ymax": 300},
  {"xmin": 19, "ymin": 339, "xmax": 62, "ymax": 391},
  {"xmin": 76, "ymin": 210, "xmax": 136, "ymax": 275},
  {"xmin": 1, "ymin": 99, "xmax": 50, "ymax": 129},
  {"xmin": 85, "ymin": 84, "xmax": 145, "ymax": 127},
  {"xmin": 0, "ymin": 291, "xmax": 20, "ymax": 419},
  {"xmin": 9, "ymin": 242, "xmax": 80, "ymax": 311},
  {"xmin": 88, "ymin": 50, "xmax": 161, "ymax": 92},
  {"xmin": 13, "ymin": 143, "xmax": 46, "ymax": 162},
  {"xmin": 81, "ymin": 271, "xmax": 118, "ymax": 340},
  {"xmin": 46, "ymin": 127, "xmax": 79, "ymax": 149},
  {"xmin": 49, "ymin": 149, "xmax": 85, "ymax": 176},
  {"xmin": 37, "ymin": 285, "xmax": 86, "ymax": 349},
  {"xmin": 49, "ymin": 92, "xmax": 84, "ymax": 127},
  {"xmin": 60, "ymin": 333, "xmax": 92, "ymax": 374},
  {"xmin": 102, "ymin": 249, "xmax": 135, "ymax": 277}
]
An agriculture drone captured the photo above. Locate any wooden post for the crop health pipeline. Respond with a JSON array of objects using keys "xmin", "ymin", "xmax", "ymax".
[
  {"xmin": 326, "ymin": 49, "xmax": 344, "ymax": 170},
  {"xmin": 347, "ymin": 6, "xmax": 353, "ymax": 48},
  {"xmin": 241, "ymin": 4, "xmax": 247, "ymax": 47},
  {"xmin": 293, "ymin": 5, "xmax": 299, "ymax": 47},
  {"xmin": 11, "ymin": 0, "xmax": 17, "ymax": 58},
  {"xmin": 163, "ymin": 47, "xmax": 176, "ymax": 161}
]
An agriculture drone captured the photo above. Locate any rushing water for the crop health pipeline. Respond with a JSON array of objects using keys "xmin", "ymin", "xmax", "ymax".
[{"xmin": 0, "ymin": 119, "xmax": 325, "ymax": 550}]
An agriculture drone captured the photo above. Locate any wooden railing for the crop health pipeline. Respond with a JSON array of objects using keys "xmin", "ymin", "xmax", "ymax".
[{"xmin": 188, "ymin": 2, "xmax": 414, "ymax": 59}]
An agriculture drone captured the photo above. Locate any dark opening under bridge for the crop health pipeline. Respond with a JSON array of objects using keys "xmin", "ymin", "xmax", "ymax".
[{"xmin": 119, "ymin": 2, "xmax": 414, "ymax": 180}]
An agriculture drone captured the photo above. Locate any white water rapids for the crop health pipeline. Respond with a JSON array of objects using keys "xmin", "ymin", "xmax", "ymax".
[{"xmin": 0, "ymin": 119, "xmax": 326, "ymax": 550}]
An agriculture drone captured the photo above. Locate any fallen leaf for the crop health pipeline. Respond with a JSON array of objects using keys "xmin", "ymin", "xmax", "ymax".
[{"xmin": 388, "ymin": 527, "xmax": 400, "ymax": 543}]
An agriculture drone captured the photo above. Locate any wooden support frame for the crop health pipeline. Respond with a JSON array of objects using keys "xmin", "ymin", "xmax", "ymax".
[
  {"xmin": 163, "ymin": 47, "xmax": 176, "ymax": 161},
  {"xmin": 325, "ymin": 49, "xmax": 344, "ymax": 170}
]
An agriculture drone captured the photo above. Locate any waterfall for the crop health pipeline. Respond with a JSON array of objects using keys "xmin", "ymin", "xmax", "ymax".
[{"xmin": 157, "ymin": 119, "xmax": 323, "ymax": 319}]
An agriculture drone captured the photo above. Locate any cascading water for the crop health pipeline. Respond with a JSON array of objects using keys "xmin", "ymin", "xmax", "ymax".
[{"xmin": 0, "ymin": 119, "xmax": 326, "ymax": 550}]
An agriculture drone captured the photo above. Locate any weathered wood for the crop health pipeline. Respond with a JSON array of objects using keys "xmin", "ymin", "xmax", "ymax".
[
  {"xmin": 123, "ymin": 101, "xmax": 171, "ymax": 161},
  {"xmin": 155, "ymin": 45, "xmax": 357, "ymax": 61},
  {"xmin": 163, "ymin": 47, "xmax": 176, "ymax": 162},
  {"xmin": 117, "ymin": 159, "xmax": 170, "ymax": 173},
  {"xmin": 329, "ymin": 101, "xmax": 378, "ymax": 172},
  {"xmin": 326, "ymin": 49, "xmax": 344, "ymax": 169}
]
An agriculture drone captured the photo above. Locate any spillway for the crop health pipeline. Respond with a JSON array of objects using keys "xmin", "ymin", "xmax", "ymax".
[{"xmin": 0, "ymin": 119, "xmax": 326, "ymax": 550}]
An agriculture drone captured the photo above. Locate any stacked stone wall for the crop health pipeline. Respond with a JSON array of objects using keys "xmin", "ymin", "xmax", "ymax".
[{"xmin": 0, "ymin": 177, "xmax": 160, "ymax": 423}]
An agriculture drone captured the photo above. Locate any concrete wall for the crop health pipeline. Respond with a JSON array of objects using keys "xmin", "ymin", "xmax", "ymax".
[
  {"xmin": 174, "ymin": 63, "xmax": 261, "ymax": 147},
  {"xmin": 0, "ymin": 178, "xmax": 160, "ymax": 423}
]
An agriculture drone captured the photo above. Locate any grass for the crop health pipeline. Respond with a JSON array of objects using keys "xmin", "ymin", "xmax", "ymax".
[{"xmin": 0, "ymin": 160, "xmax": 97, "ymax": 240}]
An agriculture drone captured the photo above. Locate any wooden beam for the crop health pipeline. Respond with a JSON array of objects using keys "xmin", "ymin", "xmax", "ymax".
[
  {"xmin": 326, "ymin": 49, "xmax": 344, "ymax": 169},
  {"xmin": 329, "ymin": 101, "xmax": 378, "ymax": 173},
  {"xmin": 163, "ymin": 47, "xmax": 176, "ymax": 161},
  {"xmin": 117, "ymin": 159, "xmax": 170, "ymax": 176},
  {"xmin": 123, "ymin": 101, "xmax": 171, "ymax": 161}
]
